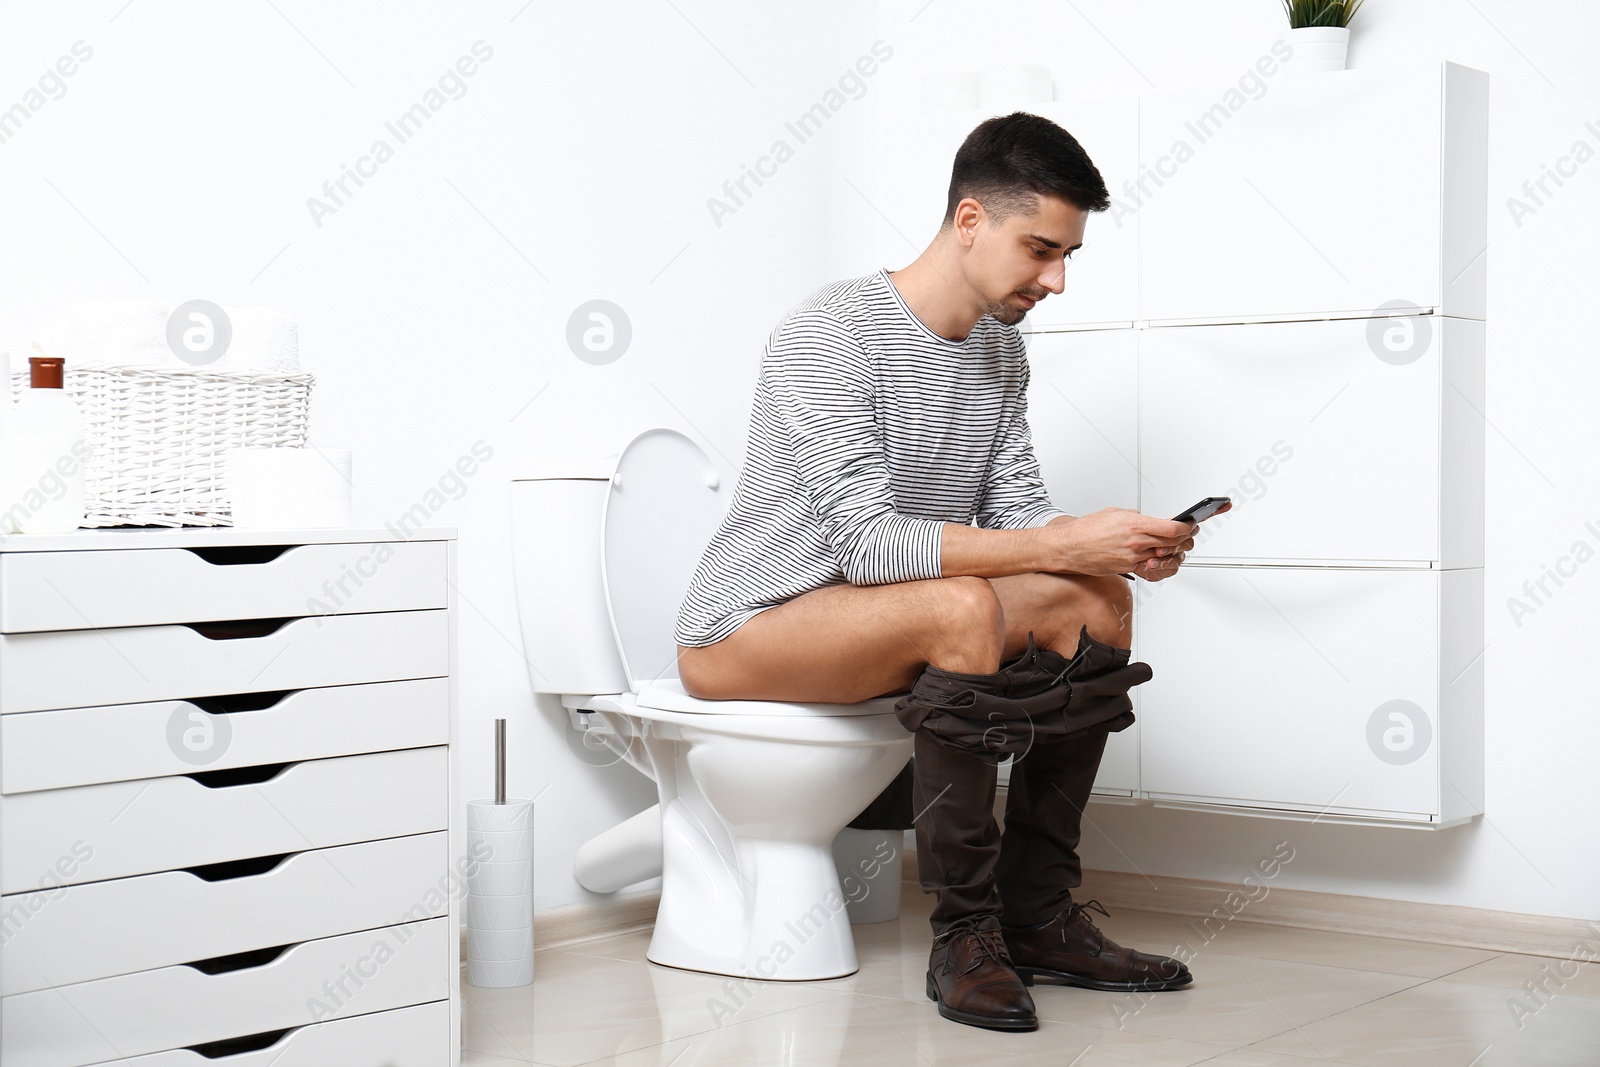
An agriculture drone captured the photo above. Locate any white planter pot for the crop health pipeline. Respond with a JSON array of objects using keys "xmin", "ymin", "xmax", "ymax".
[{"xmin": 1283, "ymin": 26, "xmax": 1350, "ymax": 74}]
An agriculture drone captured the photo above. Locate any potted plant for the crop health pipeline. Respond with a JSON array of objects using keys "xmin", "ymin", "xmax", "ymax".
[{"xmin": 1281, "ymin": 0, "xmax": 1365, "ymax": 73}]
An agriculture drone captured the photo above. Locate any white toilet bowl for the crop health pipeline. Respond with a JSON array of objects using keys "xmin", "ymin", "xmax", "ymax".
[{"xmin": 511, "ymin": 429, "xmax": 913, "ymax": 980}]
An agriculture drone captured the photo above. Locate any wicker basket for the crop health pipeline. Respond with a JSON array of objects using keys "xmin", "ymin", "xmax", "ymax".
[{"xmin": 7, "ymin": 365, "xmax": 315, "ymax": 528}]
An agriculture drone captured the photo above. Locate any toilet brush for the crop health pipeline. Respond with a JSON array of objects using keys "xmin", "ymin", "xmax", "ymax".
[{"xmin": 466, "ymin": 718, "xmax": 535, "ymax": 987}]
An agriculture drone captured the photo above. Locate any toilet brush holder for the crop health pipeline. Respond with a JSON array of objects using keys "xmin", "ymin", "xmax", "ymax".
[{"xmin": 466, "ymin": 719, "xmax": 535, "ymax": 987}]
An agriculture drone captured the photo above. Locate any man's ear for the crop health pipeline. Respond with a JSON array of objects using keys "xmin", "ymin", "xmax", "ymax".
[{"xmin": 951, "ymin": 197, "xmax": 984, "ymax": 247}]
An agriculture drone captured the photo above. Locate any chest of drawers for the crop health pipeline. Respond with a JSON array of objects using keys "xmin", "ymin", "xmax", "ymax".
[{"xmin": 0, "ymin": 526, "xmax": 460, "ymax": 1067}]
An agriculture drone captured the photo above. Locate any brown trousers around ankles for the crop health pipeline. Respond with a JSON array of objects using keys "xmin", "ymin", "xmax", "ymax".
[{"xmin": 898, "ymin": 626, "xmax": 1153, "ymax": 934}]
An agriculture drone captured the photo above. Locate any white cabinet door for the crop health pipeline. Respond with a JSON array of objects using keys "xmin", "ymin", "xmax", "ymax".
[
  {"xmin": 1020, "ymin": 96, "xmax": 1139, "ymax": 329},
  {"xmin": 1024, "ymin": 328, "xmax": 1140, "ymax": 518},
  {"xmin": 1137, "ymin": 566, "xmax": 1441, "ymax": 821},
  {"xmin": 1138, "ymin": 65, "xmax": 1448, "ymax": 323},
  {"xmin": 1139, "ymin": 316, "xmax": 1444, "ymax": 565}
]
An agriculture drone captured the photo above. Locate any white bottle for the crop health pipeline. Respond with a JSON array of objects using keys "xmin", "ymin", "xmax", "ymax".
[{"xmin": 0, "ymin": 356, "xmax": 87, "ymax": 534}]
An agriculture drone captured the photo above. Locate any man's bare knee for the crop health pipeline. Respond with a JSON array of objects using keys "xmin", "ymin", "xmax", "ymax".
[
  {"xmin": 938, "ymin": 575, "xmax": 1001, "ymax": 618},
  {"xmin": 1078, "ymin": 574, "xmax": 1133, "ymax": 648},
  {"xmin": 1023, "ymin": 573, "xmax": 1131, "ymax": 652},
  {"xmin": 924, "ymin": 576, "xmax": 1005, "ymax": 673}
]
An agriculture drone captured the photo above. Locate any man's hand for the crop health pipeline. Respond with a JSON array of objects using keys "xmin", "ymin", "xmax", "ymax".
[{"xmin": 1038, "ymin": 503, "xmax": 1231, "ymax": 580}]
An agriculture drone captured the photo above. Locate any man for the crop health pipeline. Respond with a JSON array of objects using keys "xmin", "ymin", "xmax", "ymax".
[{"xmin": 674, "ymin": 112, "xmax": 1211, "ymax": 1032}]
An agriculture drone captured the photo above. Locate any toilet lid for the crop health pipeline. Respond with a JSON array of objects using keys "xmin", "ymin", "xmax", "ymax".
[{"xmin": 600, "ymin": 428, "xmax": 731, "ymax": 691}]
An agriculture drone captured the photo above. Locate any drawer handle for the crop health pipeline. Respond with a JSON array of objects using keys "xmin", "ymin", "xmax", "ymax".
[
  {"xmin": 188, "ymin": 689, "xmax": 298, "ymax": 714},
  {"xmin": 184, "ymin": 940, "xmax": 294, "ymax": 975},
  {"xmin": 184, "ymin": 617, "xmax": 297, "ymax": 640},
  {"xmin": 183, "ymin": 545, "xmax": 300, "ymax": 566},
  {"xmin": 185, "ymin": 1024, "xmax": 297, "ymax": 1058},
  {"xmin": 185, "ymin": 761, "xmax": 295, "ymax": 788},
  {"xmin": 186, "ymin": 851, "xmax": 294, "ymax": 882}
]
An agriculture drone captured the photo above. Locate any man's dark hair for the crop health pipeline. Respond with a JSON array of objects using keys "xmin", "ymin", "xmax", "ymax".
[{"xmin": 943, "ymin": 111, "xmax": 1110, "ymax": 226}]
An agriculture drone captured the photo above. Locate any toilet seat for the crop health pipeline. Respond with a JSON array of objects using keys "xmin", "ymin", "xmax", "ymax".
[
  {"xmin": 618, "ymin": 688, "xmax": 912, "ymax": 744},
  {"xmin": 636, "ymin": 678, "xmax": 905, "ymax": 718}
]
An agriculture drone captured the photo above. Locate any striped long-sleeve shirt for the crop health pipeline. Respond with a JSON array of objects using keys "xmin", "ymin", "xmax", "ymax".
[{"xmin": 674, "ymin": 268, "xmax": 1067, "ymax": 648}]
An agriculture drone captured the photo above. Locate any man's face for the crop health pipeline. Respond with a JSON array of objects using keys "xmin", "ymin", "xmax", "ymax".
[{"xmin": 959, "ymin": 194, "xmax": 1088, "ymax": 326}]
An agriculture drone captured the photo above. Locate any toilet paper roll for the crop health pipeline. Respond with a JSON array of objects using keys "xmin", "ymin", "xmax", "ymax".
[
  {"xmin": 977, "ymin": 64, "xmax": 1053, "ymax": 114},
  {"xmin": 920, "ymin": 71, "xmax": 979, "ymax": 114},
  {"xmin": 466, "ymin": 798, "xmax": 534, "ymax": 988},
  {"xmin": 226, "ymin": 447, "xmax": 352, "ymax": 529}
]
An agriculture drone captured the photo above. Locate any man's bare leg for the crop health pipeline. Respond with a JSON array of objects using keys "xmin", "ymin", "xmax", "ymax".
[{"xmin": 677, "ymin": 572, "xmax": 1132, "ymax": 704}]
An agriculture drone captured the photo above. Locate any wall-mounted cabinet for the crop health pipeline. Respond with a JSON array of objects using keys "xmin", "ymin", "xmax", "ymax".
[{"xmin": 882, "ymin": 61, "xmax": 1488, "ymax": 828}]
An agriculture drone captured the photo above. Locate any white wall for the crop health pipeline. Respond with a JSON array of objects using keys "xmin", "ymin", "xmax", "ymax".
[
  {"xmin": 2, "ymin": 0, "xmax": 1595, "ymax": 924},
  {"xmin": 0, "ymin": 0, "xmax": 878, "ymax": 913}
]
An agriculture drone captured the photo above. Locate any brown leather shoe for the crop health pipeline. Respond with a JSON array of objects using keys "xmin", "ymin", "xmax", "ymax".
[
  {"xmin": 925, "ymin": 917, "xmax": 1039, "ymax": 1031},
  {"xmin": 1003, "ymin": 900, "xmax": 1194, "ymax": 992}
]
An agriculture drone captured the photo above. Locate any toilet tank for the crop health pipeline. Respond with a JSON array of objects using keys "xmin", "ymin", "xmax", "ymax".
[{"xmin": 510, "ymin": 459, "xmax": 629, "ymax": 697}]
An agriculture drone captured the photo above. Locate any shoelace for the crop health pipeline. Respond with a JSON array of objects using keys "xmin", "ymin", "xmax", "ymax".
[
  {"xmin": 935, "ymin": 924, "xmax": 1013, "ymax": 976},
  {"xmin": 1062, "ymin": 899, "xmax": 1112, "ymax": 950}
]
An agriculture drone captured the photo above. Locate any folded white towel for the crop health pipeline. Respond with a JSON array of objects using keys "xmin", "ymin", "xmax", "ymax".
[
  {"xmin": 69, "ymin": 298, "xmax": 171, "ymax": 368},
  {"xmin": 54, "ymin": 299, "xmax": 301, "ymax": 373},
  {"xmin": 222, "ymin": 305, "xmax": 300, "ymax": 374}
]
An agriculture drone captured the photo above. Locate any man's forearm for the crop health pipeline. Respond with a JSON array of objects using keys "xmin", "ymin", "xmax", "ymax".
[{"xmin": 939, "ymin": 514, "xmax": 1079, "ymax": 578}]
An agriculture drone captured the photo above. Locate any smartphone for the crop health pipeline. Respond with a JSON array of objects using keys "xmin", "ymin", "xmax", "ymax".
[
  {"xmin": 1172, "ymin": 496, "xmax": 1230, "ymax": 524},
  {"xmin": 1119, "ymin": 497, "xmax": 1231, "ymax": 580}
]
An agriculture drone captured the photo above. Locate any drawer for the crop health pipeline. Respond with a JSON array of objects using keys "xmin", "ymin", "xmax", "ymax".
[
  {"xmin": 93, "ymin": 1000, "xmax": 449, "ymax": 1067},
  {"xmin": 1, "ymin": 746, "xmax": 448, "ymax": 893},
  {"xmin": 1, "ymin": 677, "xmax": 449, "ymax": 794},
  {"xmin": 1136, "ymin": 65, "xmax": 1455, "ymax": 323},
  {"xmin": 0, "ymin": 540, "xmax": 447, "ymax": 633},
  {"xmin": 1138, "ymin": 316, "xmax": 1482, "ymax": 565},
  {"xmin": 1, "ymin": 918, "xmax": 448, "ymax": 1067},
  {"xmin": 0, "ymin": 610, "xmax": 448, "ymax": 713},
  {"xmin": 2, "ymin": 830, "xmax": 447, "ymax": 996},
  {"xmin": 1137, "ymin": 567, "xmax": 1459, "ymax": 821}
]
